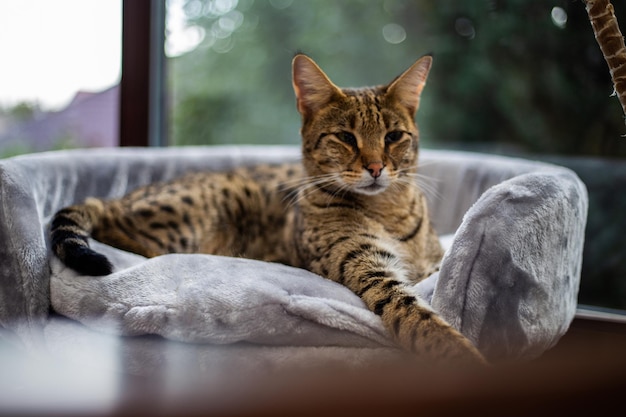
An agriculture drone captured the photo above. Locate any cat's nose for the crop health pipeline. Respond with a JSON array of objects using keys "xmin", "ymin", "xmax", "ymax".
[{"xmin": 365, "ymin": 162, "xmax": 384, "ymax": 178}]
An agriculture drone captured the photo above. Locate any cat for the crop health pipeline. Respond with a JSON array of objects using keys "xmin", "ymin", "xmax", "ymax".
[{"xmin": 50, "ymin": 54, "xmax": 485, "ymax": 364}]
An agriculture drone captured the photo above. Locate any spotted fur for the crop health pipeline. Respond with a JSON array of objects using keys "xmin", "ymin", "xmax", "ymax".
[{"xmin": 50, "ymin": 54, "xmax": 485, "ymax": 363}]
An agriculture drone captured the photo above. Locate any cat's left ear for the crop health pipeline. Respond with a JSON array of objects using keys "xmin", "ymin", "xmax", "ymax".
[{"xmin": 386, "ymin": 55, "xmax": 433, "ymax": 116}]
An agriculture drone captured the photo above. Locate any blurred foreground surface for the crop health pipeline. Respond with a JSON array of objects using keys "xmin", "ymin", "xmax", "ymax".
[{"xmin": 1, "ymin": 316, "xmax": 625, "ymax": 417}]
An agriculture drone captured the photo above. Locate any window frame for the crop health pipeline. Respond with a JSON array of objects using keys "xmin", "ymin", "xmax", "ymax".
[{"xmin": 119, "ymin": 0, "xmax": 166, "ymax": 147}]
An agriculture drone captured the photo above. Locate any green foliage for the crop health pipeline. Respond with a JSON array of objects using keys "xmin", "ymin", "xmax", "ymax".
[
  {"xmin": 3, "ymin": 101, "xmax": 41, "ymax": 122},
  {"xmin": 169, "ymin": 0, "xmax": 438, "ymax": 146},
  {"xmin": 170, "ymin": 0, "xmax": 626, "ymax": 157},
  {"xmin": 172, "ymin": 94, "xmax": 236, "ymax": 145},
  {"xmin": 0, "ymin": 142, "xmax": 34, "ymax": 159},
  {"xmin": 51, "ymin": 132, "xmax": 81, "ymax": 151},
  {"xmin": 0, "ymin": 132, "xmax": 81, "ymax": 159},
  {"xmin": 417, "ymin": 0, "xmax": 626, "ymax": 156}
]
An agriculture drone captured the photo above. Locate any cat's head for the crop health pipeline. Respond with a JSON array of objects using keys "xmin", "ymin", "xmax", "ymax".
[{"xmin": 292, "ymin": 54, "xmax": 432, "ymax": 196}]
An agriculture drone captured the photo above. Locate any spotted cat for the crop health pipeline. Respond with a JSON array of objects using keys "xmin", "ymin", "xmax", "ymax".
[{"xmin": 50, "ymin": 54, "xmax": 485, "ymax": 363}]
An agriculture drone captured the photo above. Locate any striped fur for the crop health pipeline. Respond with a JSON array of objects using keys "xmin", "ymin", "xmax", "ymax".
[{"xmin": 50, "ymin": 54, "xmax": 485, "ymax": 363}]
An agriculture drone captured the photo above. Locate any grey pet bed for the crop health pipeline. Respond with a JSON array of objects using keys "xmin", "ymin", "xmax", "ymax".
[{"xmin": 0, "ymin": 146, "xmax": 587, "ymax": 374}]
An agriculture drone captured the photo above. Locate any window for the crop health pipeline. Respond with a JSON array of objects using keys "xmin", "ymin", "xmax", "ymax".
[
  {"xmin": 0, "ymin": 0, "xmax": 122, "ymax": 157},
  {"xmin": 2, "ymin": 1, "xmax": 623, "ymax": 313},
  {"xmin": 165, "ymin": 0, "xmax": 626, "ymax": 312}
]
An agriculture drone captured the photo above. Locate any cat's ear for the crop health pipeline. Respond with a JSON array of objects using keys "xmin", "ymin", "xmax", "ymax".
[
  {"xmin": 292, "ymin": 54, "xmax": 344, "ymax": 117},
  {"xmin": 386, "ymin": 55, "xmax": 432, "ymax": 116}
]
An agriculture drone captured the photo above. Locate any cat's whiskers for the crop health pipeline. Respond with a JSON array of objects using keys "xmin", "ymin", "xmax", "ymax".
[
  {"xmin": 405, "ymin": 174, "xmax": 442, "ymax": 202},
  {"xmin": 280, "ymin": 173, "xmax": 340, "ymax": 208},
  {"xmin": 283, "ymin": 183, "xmax": 319, "ymax": 209},
  {"xmin": 395, "ymin": 165, "xmax": 442, "ymax": 201},
  {"xmin": 320, "ymin": 180, "xmax": 352, "ymax": 208}
]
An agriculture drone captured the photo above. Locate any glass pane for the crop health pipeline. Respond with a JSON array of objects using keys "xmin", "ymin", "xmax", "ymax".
[
  {"xmin": 167, "ymin": 0, "xmax": 626, "ymax": 311},
  {"xmin": 0, "ymin": 0, "xmax": 122, "ymax": 157}
]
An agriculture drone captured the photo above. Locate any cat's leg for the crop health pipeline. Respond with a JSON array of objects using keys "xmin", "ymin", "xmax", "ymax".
[{"xmin": 306, "ymin": 235, "xmax": 486, "ymax": 364}]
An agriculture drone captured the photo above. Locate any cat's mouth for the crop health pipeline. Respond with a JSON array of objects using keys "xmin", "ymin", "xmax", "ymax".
[
  {"xmin": 355, "ymin": 181, "xmax": 387, "ymax": 195},
  {"xmin": 345, "ymin": 171, "xmax": 391, "ymax": 195}
]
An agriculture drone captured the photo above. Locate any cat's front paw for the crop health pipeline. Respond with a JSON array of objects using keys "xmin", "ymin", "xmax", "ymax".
[
  {"xmin": 390, "ymin": 308, "xmax": 488, "ymax": 366},
  {"xmin": 442, "ymin": 332, "xmax": 488, "ymax": 366}
]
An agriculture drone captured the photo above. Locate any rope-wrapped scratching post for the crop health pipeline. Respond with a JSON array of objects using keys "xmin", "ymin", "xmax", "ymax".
[{"xmin": 584, "ymin": 0, "xmax": 626, "ymax": 122}]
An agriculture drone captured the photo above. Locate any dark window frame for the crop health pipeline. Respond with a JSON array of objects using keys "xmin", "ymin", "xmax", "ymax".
[{"xmin": 120, "ymin": 0, "xmax": 166, "ymax": 147}]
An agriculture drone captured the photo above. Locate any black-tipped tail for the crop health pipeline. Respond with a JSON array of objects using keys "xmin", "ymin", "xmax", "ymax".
[
  {"xmin": 61, "ymin": 242, "xmax": 113, "ymax": 276},
  {"xmin": 50, "ymin": 204, "xmax": 113, "ymax": 276}
]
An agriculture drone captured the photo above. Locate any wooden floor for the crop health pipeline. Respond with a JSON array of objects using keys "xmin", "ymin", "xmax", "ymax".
[{"xmin": 107, "ymin": 316, "xmax": 626, "ymax": 417}]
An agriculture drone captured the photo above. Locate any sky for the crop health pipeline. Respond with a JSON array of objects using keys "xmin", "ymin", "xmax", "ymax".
[{"xmin": 0, "ymin": 0, "xmax": 122, "ymax": 111}]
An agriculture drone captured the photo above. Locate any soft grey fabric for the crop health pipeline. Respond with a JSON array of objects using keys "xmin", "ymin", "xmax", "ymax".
[
  {"xmin": 0, "ymin": 146, "xmax": 587, "ymax": 368},
  {"xmin": 50, "ymin": 241, "xmax": 393, "ymax": 349},
  {"xmin": 433, "ymin": 170, "xmax": 587, "ymax": 361}
]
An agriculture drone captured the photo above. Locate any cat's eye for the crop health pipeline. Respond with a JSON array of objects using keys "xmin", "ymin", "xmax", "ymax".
[
  {"xmin": 337, "ymin": 131, "xmax": 357, "ymax": 147},
  {"xmin": 384, "ymin": 131, "xmax": 405, "ymax": 144}
]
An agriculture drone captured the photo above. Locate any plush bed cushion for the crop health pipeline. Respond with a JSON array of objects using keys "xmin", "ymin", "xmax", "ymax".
[
  {"xmin": 0, "ymin": 146, "xmax": 587, "ymax": 364},
  {"xmin": 50, "ymin": 241, "xmax": 394, "ymax": 349}
]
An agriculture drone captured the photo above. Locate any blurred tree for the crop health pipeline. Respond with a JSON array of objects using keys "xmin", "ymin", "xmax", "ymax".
[
  {"xmin": 169, "ymin": 0, "xmax": 626, "ymax": 157},
  {"xmin": 0, "ymin": 142, "xmax": 33, "ymax": 159},
  {"xmin": 169, "ymin": 0, "xmax": 435, "ymax": 146},
  {"xmin": 414, "ymin": 0, "xmax": 626, "ymax": 157},
  {"xmin": 5, "ymin": 102, "xmax": 41, "ymax": 122}
]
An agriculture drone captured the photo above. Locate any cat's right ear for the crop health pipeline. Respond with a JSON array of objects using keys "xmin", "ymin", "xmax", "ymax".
[{"xmin": 292, "ymin": 54, "xmax": 343, "ymax": 117}]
